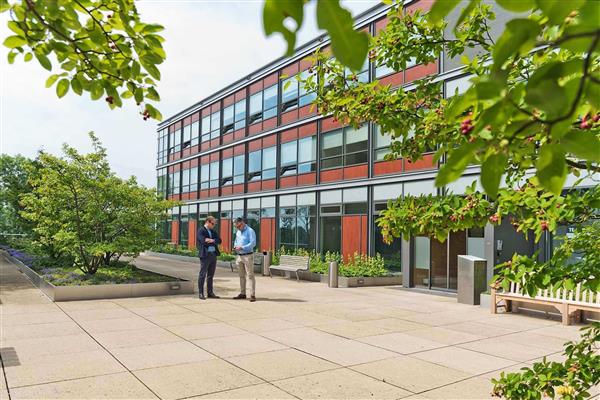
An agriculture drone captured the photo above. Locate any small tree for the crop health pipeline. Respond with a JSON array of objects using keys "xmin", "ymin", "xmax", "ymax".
[
  {"xmin": 20, "ymin": 133, "xmax": 175, "ymax": 273},
  {"xmin": 0, "ymin": 154, "xmax": 37, "ymax": 236}
]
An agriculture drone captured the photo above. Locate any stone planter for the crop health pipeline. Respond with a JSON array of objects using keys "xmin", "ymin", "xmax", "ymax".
[
  {"xmin": 273, "ymin": 269, "xmax": 402, "ymax": 287},
  {"xmin": 480, "ymin": 293, "xmax": 491, "ymax": 309},
  {"xmin": 7, "ymin": 253, "xmax": 194, "ymax": 302}
]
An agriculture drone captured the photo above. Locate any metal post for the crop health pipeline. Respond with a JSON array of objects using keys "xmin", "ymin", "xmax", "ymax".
[
  {"xmin": 263, "ymin": 251, "xmax": 271, "ymax": 276},
  {"xmin": 328, "ymin": 261, "xmax": 338, "ymax": 288}
]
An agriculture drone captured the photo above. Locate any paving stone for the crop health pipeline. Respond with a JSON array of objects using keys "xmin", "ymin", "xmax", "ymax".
[{"xmin": 193, "ymin": 333, "xmax": 287, "ymax": 357}]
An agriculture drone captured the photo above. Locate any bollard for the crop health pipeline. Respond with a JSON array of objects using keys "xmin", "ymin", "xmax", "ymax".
[
  {"xmin": 328, "ymin": 261, "xmax": 338, "ymax": 288},
  {"xmin": 262, "ymin": 251, "xmax": 271, "ymax": 276}
]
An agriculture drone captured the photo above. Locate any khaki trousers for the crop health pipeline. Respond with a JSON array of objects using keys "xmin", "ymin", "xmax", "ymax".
[{"xmin": 237, "ymin": 254, "xmax": 255, "ymax": 296}]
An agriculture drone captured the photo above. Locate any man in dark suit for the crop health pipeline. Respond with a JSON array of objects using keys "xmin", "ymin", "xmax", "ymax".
[{"xmin": 197, "ymin": 215, "xmax": 222, "ymax": 300}]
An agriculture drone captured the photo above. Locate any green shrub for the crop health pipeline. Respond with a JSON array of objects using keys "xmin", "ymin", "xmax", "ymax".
[
  {"xmin": 340, "ymin": 252, "xmax": 388, "ymax": 277},
  {"xmin": 218, "ymin": 253, "xmax": 235, "ymax": 262}
]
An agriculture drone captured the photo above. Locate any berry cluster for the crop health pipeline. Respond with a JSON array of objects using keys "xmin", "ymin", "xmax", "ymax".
[
  {"xmin": 105, "ymin": 96, "xmax": 114, "ymax": 104},
  {"xmin": 460, "ymin": 115, "xmax": 473, "ymax": 135},
  {"xmin": 580, "ymin": 113, "xmax": 600, "ymax": 129},
  {"xmin": 142, "ymin": 109, "xmax": 150, "ymax": 121}
]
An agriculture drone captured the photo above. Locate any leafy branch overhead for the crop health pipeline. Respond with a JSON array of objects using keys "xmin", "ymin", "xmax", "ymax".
[{"xmin": 1, "ymin": 0, "xmax": 165, "ymax": 120}]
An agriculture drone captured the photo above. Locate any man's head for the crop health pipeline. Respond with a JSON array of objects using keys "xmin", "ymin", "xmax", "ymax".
[
  {"xmin": 234, "ymin": 217, "xmax": 246, "ymax": 231},
  {"xmin": 205, "ymin": 215, "xmax": 217, "ymax": 229}
]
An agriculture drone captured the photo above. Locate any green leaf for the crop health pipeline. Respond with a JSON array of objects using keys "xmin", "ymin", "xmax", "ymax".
[
  {"xmin": 140, "ymin": 60, "xmax": 161, "ymax": 80},
  {"xmin": 316, "ymin": 0, "xmax": 368, "ymax": 72},
  {"xmin": 45, "ymin": 74, "xmax": 60, "ymax": 88},
  {"xmin": 524, "ymin": 80, "xmax": 566, "ymax": 117},
  {"xmin": 454, "ymin": 0, "xmax": 478, "ymax": 30},
  {"xmin": 147, "ymin": 87, "xmax": 160, "ymax": 101},
  {"xmin": 561, "ymin": 130, "xmax": 600, "ymax": 162},
  {"xmin": 428, "ymin": 0, "xmax": 461, "ymax": 24},
  {"xmin": 263, "ymin": 0, "xmax": 304, "ymax": 56},
  {"xmin": 23, "ymin": 52, "xmax": 33, "ymax": 62},
  {"xmin": 71, "ymin": 78, "xmax": 83, "ymax": 95},
  {"xmin": 481, "ymin": 152, "xmax": 508, "ymax": 199},
  {"xmin": 134, "ymin": 88, "xmax": 144, "ymax": 104},
  {"xmin": 535, "ymin": 0, "xmax": 585, "ymax": 25},
  {"xmin": 497, "ymin": 0, "xmax": 535, "ymax": 12},
  {"xmin": 3, "ymin": 35, "xmax": 26, "ymax": 48},
  {"xmin": 90, "ymin": 81, "xmax": 104, "ymax": 100},
  {"xmin": 493, "ymin": 19, "xmax": 540, "ymax": 67},
  {"xmin": 436, "ymin": 142, "xmax": 479, "ymax": 186},
  {"xmin": 536, "ymin": 144, "xmax": 567, "ymax": 194},
  {"xmin": 35, "ymin": 53, "xmax": 52, "ymax": 71},
  {"xmin": 56, "ymin": 79, "xmax": 70, "ymax": 98},
  {"xmin": 0, "ymin": 0, "xmax": 10, "ymax": 12}
]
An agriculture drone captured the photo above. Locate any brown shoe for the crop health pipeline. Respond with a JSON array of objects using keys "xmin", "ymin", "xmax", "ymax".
[
  {"xmin": 249, "ymin": 296, "xmax": 256, "ymax": 302},
  {"xmin": 233, "ymin": 294, "xmax": 246, "ymax": 300}
]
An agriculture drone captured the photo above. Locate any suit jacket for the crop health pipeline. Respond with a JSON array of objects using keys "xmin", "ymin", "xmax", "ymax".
[{"xmin": 197, "ymin": 226, "xmax": 222, "ymax": 259}]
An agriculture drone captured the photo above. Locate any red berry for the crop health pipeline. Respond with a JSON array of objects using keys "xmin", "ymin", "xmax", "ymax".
[
  {"xmin": 593, "ymin": 114, "xmax": 600, "ymax": 122},
  {"xmin": 105, "ymin": 96, "xmax": 113, "ymax": 104},
  {"xmin": 540, "ymin": 221, "xmax": 549, "ymax": 231},
  {"xmin": 489, "ymin": 214, "xmax": 499, "ymax": 224}
]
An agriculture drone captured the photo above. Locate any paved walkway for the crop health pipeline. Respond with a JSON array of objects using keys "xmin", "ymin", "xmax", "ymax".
[{"xmin": 0, "ymin": 253, "xmax": 595, "ymax": 399}]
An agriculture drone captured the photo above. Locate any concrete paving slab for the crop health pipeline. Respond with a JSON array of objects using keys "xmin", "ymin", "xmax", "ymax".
[
  {"xmin": 193, "ymin": 383, "xmax": 296, "ymax": 399},
  {"xmin": 407, "ymin": 376, "xmax": 495, "ymax": 399},
  {"xmin": 357, "ymin": 332, "xmax": 447, "ymax": 354},
  {"xmin": 0, "ymin": 303, "xmax": 60, "ymax": 315},
  {"xmin": 127, "ymin": 304, "xmax": 192, "ymax": 317},
  {"xmin": 403, "ymin": 326, "xmax": 486, "ymax": 345},
  {"xmin": 458, "ymin": 337, "xmax": 557, "ymax": 362},
  {"xmin": 228, "ymin": 317, "xmax": 301, "ymax": 333},
  {"xmin": 412, "ymin": 346, "xmax": 517, "ymax": 375},
  {"xmin": 1, "ymin": 321, "xmax": 83, "ymax": 340},
  {"xmin": 93, "ymin": 327, "xmax": 183, "ymax": 349},
  {"xmin": 77, "ymin": 316, "xmax": 157, "ymax": 333},
  {"xmin": 273, "ymin": 368, "xmax": 411, "ymax": 399},
  {"xmin": 313, "ymin": 320, "xmax": 395, "ymax": 339},
  {"xmin": 351, "ymin": 355, "xmax": 471, "ymax": 393},
  {"xmin": 226, "ymin": 348, "xmax": 338, "ymax": 381},
  {"xmin": 57, "ymin": 300, "xmax": 123, "ymax": 311},
  {"xmin": 193, "ymin": 333, "xmax": 287, "ymax": 357},
  {"xmin": 441, "ymin": 321, "xmax": 520, "ymax": 338},
  {"xmin": 167, "ymin": 322, "xmax": 247, "ymax": 340},
  {"xmin": 145, "ymin": 312, "xmax": 218, "ymax": 327},
  {"xmin": 66, "ymin": 307, "xmax": 139, "ymax": 322},
  {"xmin": 0, "ymin": 334, "xmax": 101, "ymax": 361},
  {"xmin": 110, "ymin": 341, "xmax": 215, "ymax": 370},
  {"xmin": 9, "ymin": 372, "xmax": 158, "ymax": 399},
  {"xmin": 133, "ymin": 359, "xmax": 261, "ymax": 400},
  {"xmin": 4, "ymin": 349, "xmax": 125, "ymax": 388},
  {"xmin": 1, "ymin": 311, "xmax": 71, "ymax": 326}
]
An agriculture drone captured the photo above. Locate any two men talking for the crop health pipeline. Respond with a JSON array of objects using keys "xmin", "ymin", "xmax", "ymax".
[{"xmin": 196, "ymin": 216, "xmax": 257, "ymax": 302}]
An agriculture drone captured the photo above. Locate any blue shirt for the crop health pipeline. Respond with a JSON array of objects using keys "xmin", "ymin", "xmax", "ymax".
[
  {"xmin": 206, "ymin": 227, "xmax": 216, "ymax": 253},
  {"xmin": 234, "ymin": 225, "xmax": 256, "ymax": 254}
]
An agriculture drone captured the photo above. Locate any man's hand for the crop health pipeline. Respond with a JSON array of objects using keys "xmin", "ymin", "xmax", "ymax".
[
  {"xmin": 234, "ymin": 246, "xmax": 242, "ymax": 251},
  {"xmin": 205, "ymin": 238, "xmax": 215, "ymax": 243}
]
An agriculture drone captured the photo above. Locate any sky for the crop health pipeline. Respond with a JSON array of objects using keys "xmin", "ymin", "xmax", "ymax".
[{"xmin": 0, "ymin": 0, "xmax": 380, "ymax": 187}]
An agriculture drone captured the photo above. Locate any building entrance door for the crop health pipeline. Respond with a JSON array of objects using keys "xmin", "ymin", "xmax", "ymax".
[{"xmin": 411, "ymin": 232, "xmax": 466, "ymax": 291}]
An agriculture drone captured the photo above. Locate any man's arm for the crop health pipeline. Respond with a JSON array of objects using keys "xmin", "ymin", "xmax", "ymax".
[
  {"xmin": 213, "ymin": 230, "xmax": 222, "ymax": 245},
  {"xmin": 197, "ymin": 228, "xmax": 207, "ymax": 248},
  {"xmin": 241, "ymin": 229, "xmax": 256, "ymax": 252}
]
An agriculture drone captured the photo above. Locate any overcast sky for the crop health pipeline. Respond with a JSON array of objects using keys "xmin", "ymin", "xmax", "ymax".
[{"xmin": 0, "ymin": 0, "xmax": 379, "ymax": 187}]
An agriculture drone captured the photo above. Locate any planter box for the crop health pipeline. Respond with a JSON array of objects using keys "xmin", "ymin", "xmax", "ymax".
[
  {"xmin": 480, "ymin": 293, "xmax": 491, "ymax": 309},
  {"xmin": 273, "ymin": 269, "xmax": 402, "ymax": 287},
  {"xmin": 6, "ymin": 253, "xmax": 194, "ymax": 302}
]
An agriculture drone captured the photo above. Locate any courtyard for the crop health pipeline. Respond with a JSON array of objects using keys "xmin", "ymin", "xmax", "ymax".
[{"xmin": 1, "ymin": 253, "xmax": 595, "ymax": 400}]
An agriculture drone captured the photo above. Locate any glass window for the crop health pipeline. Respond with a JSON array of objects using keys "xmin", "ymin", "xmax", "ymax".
[
  {"xmin": 263, "ymin": 85, "xmax": 278, "ymax": 119},
  {"xmin": 181, "ymin": 168, "xmax": 190, "ymax": 192},
  {"xmin": 182, "ymin": 125, "xmax": 191, "ymax": 148},
  {"xmin": 375, "ymin": 59, "xmax": 395, "ymax": 78},
  {"xmin": 298, "ymin": 70, "xmax": 317, "ymax": 107},
  {"xmin": 210, "ymin": 111, "xmax": 220, "ymax": 139},
  {"xmin": 171, "ymin": 171, "xmax": 180, "ymax": 195},
  {"xmin": 298, "ymin": 136, "xmax": 316, "ymax": 173},
  {"xmin": 373, "ymin": 124, "xmax": 392, "ymax": 161},
  {"xmin": 414, "ymin": 236, "xmax": 430, "ymax": 287},
  {"xmin": 249, "ymin": 92, "xmax": 262, "ymax": 124},
  {"xmin": 233, "ymin": 154, "xmax": 245, "ymax": 184},
  {"xmin": 373, "ymin": 202, "xmax": 402, "ymax": 271},
  {"xmin": 190, "ymin": 167, "xmax": 198, "ymax": 192},
  {"xmin": 209, "ymin": 161, "xmax": 219, "ymax": 188},
  {"xmin": 200, "ymin": 164, "xmax": 209, "ymax": 189},
  {"xmin": 280, "ymin": 140, "xmax": 298, "ymax": 176},
  {"xmin": 344, "ymin": 125, "xmax": 368, "ymax": 166},
  {"xmin": 221, "ymin": 158, "xmax": 233, "ymax": 186},
  {"xmin": 173, "ymin": 128, "xmax": 181, "ymax": 152},
  {"xmin": 234, "ymin": 99, "xmax": 246, "ymax": 130},
  {"xmin": 262, "ymin": 146, "xmax": 277, "ymax": 180},
  {"xmin": 345, "ymin": 57, "xmax": 370, "ymax": 84},
  {"xmin": 282, "ymin": 76, "xmax": 299, "ymax": 112},
  {"xmin": 222, "ymin": 105, "xmax": 234, "ymax": 134},
  {"xmin": 445, "ymin": 75, "xmax": 473, "ymax": 97},
  {"xmin": 320, "ymin": 216, "xmax": 341, "ymax": 253},
  {"xmin": 467, "ymin": 227, "xmax": 485, "ymax": 259},
  {"xmin": 373, "ymin": 183, "xmax": 403, "ymax": 201},
  {"xmin": 191, "ymin": 121, "xmax": 200, "ymax": 146},
  {"xmin": 248, "ymin": 150, "xmax": 262, "ymax": 181},
  {"xmin": 201, "ymin": 116, "xmax": 211, "ymax": 142}
]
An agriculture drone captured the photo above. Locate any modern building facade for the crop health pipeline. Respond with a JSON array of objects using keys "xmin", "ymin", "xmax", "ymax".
[{"xmin": 156, "ymin": 0, "xmax": 596, "ymax": 292}]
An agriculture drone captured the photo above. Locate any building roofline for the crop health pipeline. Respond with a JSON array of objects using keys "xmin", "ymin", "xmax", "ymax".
[{"xmin": 156, "ymin": 1, "xmax": 397, "ymax": 130}]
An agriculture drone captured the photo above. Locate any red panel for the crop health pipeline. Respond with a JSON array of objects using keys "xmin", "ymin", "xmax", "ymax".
[
  {"xmin": 247, "ymin": 181, "xmax": 261, "ymax": 192},
  {"xmin": 281, "ymin": 110, "xmax": 299, "ymax": 125},
  {"xmin": 249, "ymin": 122, "xmax": 262, "ymax": 135},
  {"xmin": 321, "ymin": 168, "xmax": 343, "ymax": 183},
  {"xmin": 299, "ymin": 104, "xmax": 316, "ymax": 119},
  {"xmin": 299, "ymin": 57, "xmax": 314, "ymax": 72},
  {"xmin": 183, "ymin": 116, "xmax": 191, "ymax": 126},
  {"xmin": 221, "ymin": 186, "xmax": 233, "ymax": 196},
  {"xmin": 171, "ymin": 221, "xmax": 179, "ymax": 245},
  {"xmin": 260, "ymin": 218, "xmax": 276, "ymax": 251},
  {"xmin": 234, "ymin": 129, "xmax": 245, "ymax": 141},
  {"xmin": 191, "ymin": 113, "xmax": 200, "ymax": 122},
  {"xmin": 250, "ymin": 81, "xmax": 263, "ymax": 95},
  {"xmin": 209, "ymin": 188, "xmax": 219, "ymax": 197},
  {"xmin": 201, "ymin": 142, "xmax": 210, "ymax": 152},
  {"xmin": 210, "ymin": 138, "xmax": 220, "ymax": 149},
  {"xmin": 263, "ymin": 117, "xmax": 277, "ymax": 131},
  {"xmin": 405, "ymin": 62, "xmax": 438, "ymax": 82},
  {"xmin": 280, "ymin": 175, "xmax": 297, "ymax": 188},
  {"xmin": 182, "ymin": 160, "xmax": 191, "ymax": 169},
  {"xmin": 299, "ymin": 122, "xmax": 317, "ymax": 138},
  {"xmin": 282, "ymin": 62, "xmax": 299, "ymax": 77},
  {"xmin": 379, "ymin": 72, "xmax": 404, "ymax": 87},
  {"xmin": 375, "ymin": 17, "xmax": 388, "ymax": 33},
  {"xmin": 222, "ymin": 147, "xmax": 233, "ymax": 158},
  {"xmin": 200, "ymin": 189, "xmax": 209, "ymax": 198},
  {"xmin": 189, "ymin": 192, "xmax": 198, "ymax": 200},
  {"xmin": 360, "ymin": 215, "xmax": 368, "ymax": 254},
  {"xmin": 298, "ymin": 172, "xmax": 316, "ymax": 186},
  {"xmin": 404, "ymin": 153, "xmax": 437, "ymax": 171},
  {"xmin": 281, "ymin": 128, "xmax": 298, "ymax": 143},
  {"xmin": 263, "ymin": 134, "xmax": 277, "ymax": 147},
  {"xmin": 201, "ymin": 108, "xmax": 210, "ymax": 117},
  {"xmin": 175, "ymin": 121, "xmax": 182, "ymax": 130},
  {"xmin": 234, "ymin": 144, "xmax": 245, "ymax": 155},
  {"xmin": 190, "ymin": 146, "xmax": 200, "ymax": 156},
  {"xmin": 406, "ymin": 0, "xmax": 435, "ymax": 12},
  {"xmin": 182, "ymin": 148, "xmax": 191, "ymax": 157},
  {"xmin": 211, "ymin": 102, "xmax": 221, "ymax": 112},
  {"xmin": 321, "ymin": 117, "xmax": 343, "ymax": 132},
  {"xmin": 234, "ymin": 89, "xmax": 246, "ymax": 101},
  {"xmin": 220, "ymin": 219, "xmax": 232, "ymax": 253},
  {"xmin": 232, "ymin": 184, "xmax": 244, "ymax": 194},
  {"xmin": 262, "ymin": 179, "xmax": 276, "ymax": 191},
  {"xmin": 188, "ymin": 220, "xmax": 197, "ymax": 250},
  {"xmin": 222, "ymin": 133, "xmax": 233, "ymax": 145},
  {"xmin": 341, "ymin": 215, "xmax": 368, "ymax": 260},
  {"xmin": 181, "ymin": 193, "xmax": 190, "ymax": 200},
  {"xmin": 373, "ymin": 159, "xmax": 403, "ymax": 176},
  {"xmin": 223, "ymin": 94, "xmax": 235, "ymax": 107},
  {"xmin": 343, "ymin": 164, "xmax": 368, "ymax": 180},
  {"xmin": 264, "ymin": 73, "xmax": 278, "ymax": 87},
  {"xmin": 168, "ymin": 125, "xmax": 174, "ymax": 133},
  {"xmin": 248, "ymin": 139, "xmax": 262, "ymax": 151},
  {"xmin": 172, "ymin": 163, "xmax": 181, "ymax": 172},
  {"xmin": 190, "ymin": 158, "xmax": 199, "ymax": 167},
  {"xmin": 209, "ymin": 152, "xmax": 219, "ymax": 162}
]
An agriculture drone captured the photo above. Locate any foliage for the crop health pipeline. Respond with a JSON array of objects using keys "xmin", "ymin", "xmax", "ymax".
[
  {"xmin": 20, "ymin": 133, "xmax": 176, "ymax": 274},
  {"xmin": 491, "ymin": 322, "xmax": 600, "ymax": 400},
  {"xmin": 1, "ymin": 0, "xmax": 165, "ymax": 120},
  {"xmin": 0, "ymin": 154, "xmax": 37, "ymax": 235},
  {"xmin": 149, "ymin": 242, "xmax": 236, "ymax": 262},
  {"xmin": 299, "ymin": 1, "xmax": 600, "ymax": 197}
]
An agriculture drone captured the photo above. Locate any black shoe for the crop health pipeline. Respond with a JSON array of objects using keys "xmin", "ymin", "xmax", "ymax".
[
  {"xmin": 233, "ymin": 294, "xmax": 246, "ymax": 300},
  {"xmin": 208, "ymin": 293, "xmax": 220, "ymax": 299},
  {"xmin": 250, "ymin": 296, "xmax": 256, "ymax": 302},
  {"xmin": 199, "ymin": 294, "xmax": 206, "ymax": 300}
]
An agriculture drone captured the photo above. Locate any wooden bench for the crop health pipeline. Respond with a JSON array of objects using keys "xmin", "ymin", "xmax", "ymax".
[
  {"xmin": 269, "ymin": 255, "xmax": 310, "ymax": 281},
  {"xmin": 229, "ymin": 252, "xmax": 264, "ymax": 272},
  {"xmin": 491, "ymin": 282, "xmax": 600, "ymax": 325}
]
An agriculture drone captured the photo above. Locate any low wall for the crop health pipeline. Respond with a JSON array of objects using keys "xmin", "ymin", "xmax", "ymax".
[
  {"xmin": 6, "ymin": 253, "xmax": 194, "ymax": 302},
  {"xmin": 275, "ymin": 269, "xmax": 403, "ymax": 287}
]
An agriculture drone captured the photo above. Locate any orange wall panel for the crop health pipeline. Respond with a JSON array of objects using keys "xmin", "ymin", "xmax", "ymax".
[
  {"xmin": 280, "ymin": 175, "xmax": 297, "ymax": 188},
  {"xmin": 344, "ymin": 164, "xmax": 368, "ymax": 180},
  {"xmin": 404, "ymin": 153, "xmax": 437, "ymax": 171},
  {"xmin": 320, "ymin": 168, "xmax": 343, "ymax": 183},
  {"xmin": 341, "ymin": 215, "xmax": 368, "ymax": 260},
  {"xmin": 297, "ymin": 172, "xmax": 316, "ymax": 186},
  {"xmin": 171, "ymin": 221, "xmax": 179, "ymax": 245},
  {"xmin": 188, "ymin": 220, "xmax": 197, "ymax": 250},
  {"xmin": 260, "ymin": 217, "xmax": 276, "ymax": 251},
  {"xmin": 220, "ymin": 219, "xmax": 232, "ymax": 253},
  {"xmin": 373, "ymin": 159, "xmax": 403, "ymax": 176}
]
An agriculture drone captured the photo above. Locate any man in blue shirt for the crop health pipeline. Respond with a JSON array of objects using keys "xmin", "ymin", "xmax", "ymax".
[
  {"xmin": 196, "ymin": 216, "xmax": 222, "ymax": 300},
  {"xmin": 232, "ymin": 217, "xmax": 257, "ymax": 302}
]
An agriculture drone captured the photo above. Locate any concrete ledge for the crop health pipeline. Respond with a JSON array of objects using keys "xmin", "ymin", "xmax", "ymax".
[
  {"xmin": 274, "ymin": 270, "xmax": 402, "ymax": 287},
  {"xmin": 5, "ymin": 253, "xmax": 194, "ymax": 302}
]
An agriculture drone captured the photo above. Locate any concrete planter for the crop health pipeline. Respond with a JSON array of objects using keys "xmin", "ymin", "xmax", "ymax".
[
  {"xmin": 274, "ymin": 269, "xmax": 402, "ymax": 287},
  {"xmin": 480, "ymin": 293, "xmax": 491, "ymax": 309},
  {"xmin": 7, "ymin": 253, "xmax": 194, "ymax": 302}
]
